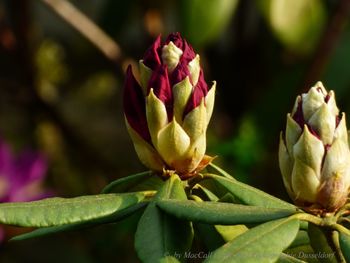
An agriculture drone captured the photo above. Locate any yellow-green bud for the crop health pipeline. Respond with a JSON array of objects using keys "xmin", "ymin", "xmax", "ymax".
[{"xmin": 279, "ymin": 82, "xmax": 350, "ymax": 212}]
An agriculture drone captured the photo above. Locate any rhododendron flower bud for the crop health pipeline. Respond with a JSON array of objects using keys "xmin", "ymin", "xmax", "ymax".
[
  {"xmin": 123, "ymin": 33, "xmax": 216, "ymax": 177},
  {"xmin": 279, "ymin": 82, "xmax": 350, "ymax": 212}
]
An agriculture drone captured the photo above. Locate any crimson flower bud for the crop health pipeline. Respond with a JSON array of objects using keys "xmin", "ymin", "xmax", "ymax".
[{"xmin": 123, "ymin": 33, "xmax": 216, "ymax": 177}]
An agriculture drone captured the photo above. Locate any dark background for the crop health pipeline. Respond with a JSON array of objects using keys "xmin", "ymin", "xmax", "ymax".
[{"xmin": 1, "ymin": 0, "xmax": 350, "ymax": 262}]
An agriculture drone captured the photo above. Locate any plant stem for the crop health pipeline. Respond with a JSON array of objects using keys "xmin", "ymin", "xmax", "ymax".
[
  {"xmin": 291, "ymin": 213, "xmax": 324, "ymax": 226},
  {"xmin": 332, "ymin": 224, "xmax": 350, "ymax": 236},
  {"xmin": 41, "ymin": 0, "xmax": 122, "ymax": 63},
  {"xmin": 292, "ymin": 212, "xmax": 350, "ymax": 237},
  {"xmin": 330, "ymin": 230, "xmax": 346, "ymax": 263}
]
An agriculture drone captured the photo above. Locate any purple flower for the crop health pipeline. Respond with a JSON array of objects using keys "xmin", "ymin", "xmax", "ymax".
[
  {"xmin": 0, "ymin": 139, "xmax": 51, "ymax": 242},
  {"xmin": 123, "ymin": 33, "xmax": 216, "ymax": 178}
]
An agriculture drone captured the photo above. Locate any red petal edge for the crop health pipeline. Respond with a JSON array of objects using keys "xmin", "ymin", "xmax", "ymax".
[
  {"xmin": 143, "ymin": 35, "xmax": 162, "ymax": 70},
  {"xmin": 123, "ymin": 66, "xmax": 152, "ymax": 143},
  {"xmin": 147, "ymin": 65, "xmax": 173, "ymax": 120}
]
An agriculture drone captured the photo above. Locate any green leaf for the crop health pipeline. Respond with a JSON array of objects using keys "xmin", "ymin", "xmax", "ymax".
[
  {"xmin": 278, "ymin": 253, "xmax": 306, "ymax": 263},
  {"xmin": 0, "ymin": 192, "xmax": 146, "ymax": 227},
  {"xmin": 11, "ymin": 202, "xmax": 146, "ymax": 241},
  {"xmin": 198, "ymin": 179, "xmax": 235, "ymax": 200},
  {"xmin": 160, "ymin": 256, "xmax": 181, "ymax": 263},
  {"xmin": 289, "ymin": 231, "xmax": 310, "ymax": 248},
  {"xmin": 339, "ymin": 232, "xmax": 350, "ymax": 262},
  {"xmin": 154, "ymin": 174, "xmax": 187, "ymax": 201},
  {"xmin": 299, "ymin": 221, "xmax": 308, "ymax": 231},
  {"xmin": 215, "ymin": 225, "xmax": 248, "ymax": 242},
  {"xmin": 207, "ymin": 163, "xmax": 235, "ymax": 179},
  {"xmin": 205, "ymin": 218, "xmax": 300, "ymax": 263},
  {"xmin": 206, "ymin": 174, "xmax": 295, "ymax": 209},
  {"xmin": 283, "ymin": 245, "xmax": 317, "ymax": 263},
  {"xmin": 102, "ymin": 171, "xmax": 161, "ymax": 193},
  {"xmin": 135, "ymin": 174, "xmax": 193, "ymax": 263},
  {"xmin": 194, "ymin": 223, "xmax": 225, "ymax": 251},
  {"xmin": 157, "ymin": 200, "xmax": 296, "ymax": 225},
  {"xmin": 193, "ymin": 184, "xmax": 219, "ymax": 201},
  {"xmin": 308, "ymin": 223, "xmax": 337, "ymax": 263}
]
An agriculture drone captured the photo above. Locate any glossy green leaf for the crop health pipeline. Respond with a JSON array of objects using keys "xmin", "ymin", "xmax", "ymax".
[
  {"xmin": 278, "ymin": 253, "xmax": 306, "ymax": 263},
  {"xmin": 180, "ymin": 0, "xmax": 239, "ymax": 47},
  {"xmin": 308, "ymin": 223, "xmax": 337, "ymax": 263},
  {"xmin": 215, "ymin": 225, "xmax": 248, "ymax": 242},
  {"xmin": 339, "ymin": 232, "xmax": 350, "ymax": 262},
  {"xmin": 194, "ymin": 223, "xmax": 225, "ymax": 251},
  {"xmin": 135, "ymin": 174, "xmax": 193, "ymax": 263},
  {"xmin": 289, "ymin": 231, "xmax": 310, "ymax": 248},
  {"xmin": 11, "ymin": 202, "xmax": 146, "ymax": 241},
  {"xmin": 258, "ymin": 0, "xmax": 326, "ymax": 54},
  {"xmin": 204, "ymin": 174, "xmax": 295, "ymax": 209},
  {"xmin": 0, "ymin": 192, "xmax": 146, "ymax": 227},
  {"xmin": 157, "ymin": 200, "xmax": 296, "ymax": 224},
  {"xmin": 154, "ymin": 174, "xmax": 187, "ymax": 201},
  {"xmin": 193, "ymin": 184, "xmax": 219, "ymax": 201},
  {"xmin": 159, "ymin": 256, "xmax": 181, "ymax": 263},
  {"xmin": 198, "ymin": 178, "xmax": 235, "ymax": 200},
  {"xmin": 284, "ymin": 245, "xmax": 317, "ymax": 263},
  {"xmin": 205, "ymin": 218, "xmax": 300, "ymax": 263},
  {"xmin": 102, "ymin": 171, "xmax": 158, "ymax": 193},
  {"xmin": 299, "ymin": 221, "xmax": 308, "ymax": 231},
  {"xmin": 207, "ymin": 163, "xmax": 235, "ymax": 179}
]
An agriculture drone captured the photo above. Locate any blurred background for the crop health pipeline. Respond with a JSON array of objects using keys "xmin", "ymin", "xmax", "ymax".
[{"xmin": 0, "ymin": 0, "xmax": 350, "ymax": 262}]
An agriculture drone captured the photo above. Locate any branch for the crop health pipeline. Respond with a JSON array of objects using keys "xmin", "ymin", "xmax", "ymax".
[
  {"xmin": 41, "ymin": 0, "xmax": 122, "ymax": 63},
  {"xmin": 302, "ymin": 0, "xmax": 350, "ymax": 90}
]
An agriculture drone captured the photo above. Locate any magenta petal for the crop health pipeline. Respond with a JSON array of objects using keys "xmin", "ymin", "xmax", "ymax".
[
  {"xmin": 170, "ymin": 61, "xmax": 191, "ymax": 86},
  {"xmin": 9, "ymin": 187, "xmax": 53, "ymax": 202},
  {"xmin": 197, "ymin": 70, "xmax": 209, "ymax": 95},
  {"xmin": 0, "ymin": 227, "xmax": 4, "ymax": 243},
  {"xmin": 183, "ymin": 71, "xmax": 208, "ymax": 117},
  {"xmin": 165, "ymin": 32, "xmax": 182, "ymax": 45},
  {"xmin": 165, "ymin": 32, "xmax": 195, "ymax": 65},
  {"xmin": 143, "ymin": 35, "xmax": 162, "ymax": 70},
  {"xmin": 180, "ymin": 40, "xmax": 196, "ymax": 65},
  {"xmin": 13, "ymin": 151, "xmax": 48, "ymax": 183},
  {"xmin": 148, "ymin": 65, "xmax": 173, "ymax": 119},
  {"xmin": 292, "ymin": 100, "xmax": 305, "ymax": 128},
  {"xmin": 123, "ymin": 66, "xmax": 152, "ymax": 143},
  {"xmin": 0, "ymin": 140, "xmax": 14, "ymax": 179}
]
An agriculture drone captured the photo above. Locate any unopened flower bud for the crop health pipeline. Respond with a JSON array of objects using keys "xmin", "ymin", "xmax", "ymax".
[
  {"xmin": 123, "ymin": 33, "xmax": 216, "ymax": 177},
  {"xmin": 279, "ymin": 82, "xmax": 350, "ymax": 212}
]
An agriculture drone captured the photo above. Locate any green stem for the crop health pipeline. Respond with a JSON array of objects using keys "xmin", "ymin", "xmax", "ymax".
[
  {"xmin": 332, "ymin": 223, "xmax": 350, "ymax": 236},
  {"xmin": 202, "ymin": 172, "xmax": 233, "ymax": 181},
  {"xmin": 330, "ymin": 230, "xmax": 346, "ymax": 263},
  {"xmin": 335, "ymin": 203, "xmax": 350, "ymax": 220},
  {"xmin": 291, "ymin": 212, "xmax": 350, "ymax": 239},
  {"xmin": 291, "ymin": 213, "xmax": 323, "ymax": 225}
]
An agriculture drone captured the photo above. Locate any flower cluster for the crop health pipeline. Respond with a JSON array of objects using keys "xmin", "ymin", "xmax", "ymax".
[
  {"xmin": 279, "ymin": 82, "xmax": 350, "ymax": 212},
  {"xmin": 123, "ymin": 33, "xmax": 215, "ymax": 177}
]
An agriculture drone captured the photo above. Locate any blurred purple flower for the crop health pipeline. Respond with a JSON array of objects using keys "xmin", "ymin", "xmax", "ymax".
[{"xmin": 0, "ymin": 139, "xmax": 51, "ymax": 242}]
